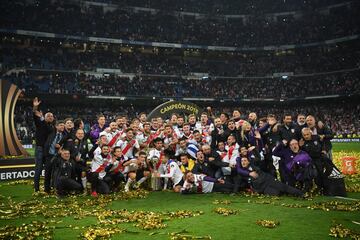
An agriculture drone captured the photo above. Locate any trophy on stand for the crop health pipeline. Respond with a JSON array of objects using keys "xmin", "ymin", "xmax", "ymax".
[{"xmin": 150, "ymin": 156, "xmax": 162, "ymax": 191}]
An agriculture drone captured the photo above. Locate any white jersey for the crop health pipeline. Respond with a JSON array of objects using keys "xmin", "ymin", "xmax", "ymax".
[
  {"xmin": 181, "ymin": 174, "xmax": 214, "ymax": 193},
  {"xmin": 148, "ymin": 148, "xmax": 162, "ymax": 160},
  {"xmin": 115, "ymin": 138, "xmax": 140, "ymax": 160},
  {"xmin": 100, "ymin": 130, "xmax": 123, "ymax": 145},
  {"xmin": 91, "ymin": 154, "xmax": 111, "ymax": 179},
  {"xmin": 195, "ymin": 122, "xmax": 214, "ymax": 135},
  {"xmin": 224, "ymin": 143, "xmax": 240, "ymax": 165},
  {"xmin": 160, "ymin": 160, "xmax": 184, "ymax": 186}
]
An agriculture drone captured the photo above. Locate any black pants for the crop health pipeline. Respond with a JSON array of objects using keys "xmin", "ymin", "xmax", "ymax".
[
  {"xmin": 212, "ymin": 182, "xmax": 235, "ymax": 193},
  {"xmin": 44, "ymin": 155, "xmax": 55, "ymax": 192},
  {"xmin": 56, "ymin": 176, "xmax": 83, "ymax": 196},
  {"xmin": 103, "ymin": 172, "xmax": 124, "ymax": 191},
  {"xmin": 232, "ymin": 174, "xmax": 249, "ymax": 193},
  {"xmin": 89, "ymin": 172, "xmax": 111, "ymax": 194},
  {"xmin": 262, "ymin": 180, "xmax": 303, "ymax": 197}
]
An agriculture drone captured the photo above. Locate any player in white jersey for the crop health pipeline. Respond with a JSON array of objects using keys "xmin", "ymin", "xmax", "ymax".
[
  {"xmin": 154, "ymin": 153, "xmax": 184, "ymax": 192},
  {"xmin": 99, "ymin": 122, "xmax": 124, "ymax": 148},
  {"xmin": 115, "ymin": 128, "xmax": 140, "ymax": 160}
]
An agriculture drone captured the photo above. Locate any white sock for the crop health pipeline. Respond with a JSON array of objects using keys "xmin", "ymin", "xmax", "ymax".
[
  {"xmin": 81, "ymin": 177, "xmax": 87, "ymax": 189},
  {"xmin": 137, "ymin": 177, "xmax": 148, "ymax": 185},
  {"xmin": 125, "ymin": 178, "xmax": 133, "ymax": 191},
  {"xmin": 163, "ymin": 178, "xmax": 168, "ymax": 190}
]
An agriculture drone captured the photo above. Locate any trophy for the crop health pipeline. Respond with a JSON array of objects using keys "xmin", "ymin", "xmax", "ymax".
[{"xmin": 150, "ymin": 156, "xmax": 162, "ymax": 191}]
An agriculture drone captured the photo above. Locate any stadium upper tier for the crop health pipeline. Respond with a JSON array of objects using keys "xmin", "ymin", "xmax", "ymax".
[
  {"xmin": 1, "ymin": 0, "xmax": 359, "ymax": 47},
  {"xmin": 4, "ymin": 69, "xmax": 359, "ymax": 100},
  {"xmin": 1, "ymin": 36, "xmax": 359, "ymax": 77},
  {"xmin": 102, "ymin": 0, "xmax": 350, "ymax": 15}
]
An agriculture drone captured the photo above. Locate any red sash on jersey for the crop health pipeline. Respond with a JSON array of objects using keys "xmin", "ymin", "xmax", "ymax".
[
  {"xmin": 122, "ymin": 139, "xmax": 136, "ymax": 155},
  {"xmin": 113, "ymin": 159, "xmax": 125, "ymax": 173},
  {"xmin": 145, "ymin": 131, "xmax": 160, "ymax": 145},
  {"xmin": 155, "ymin": 151, "xmax": 164, "ymax": 170},
  {"xmin": 108, "ymin": 131, "xmax": 123, "ymax": 147},
  {"xmin": 228, "ymin": 145, "xmax": 235, "ymax": 159},
  {"xmin": 220, "ymin": 152, "xmax": 227, "ymax": 160},
  {"xmin": 94, "ymin": 154, "xmax": 111, "ymax": 173}
]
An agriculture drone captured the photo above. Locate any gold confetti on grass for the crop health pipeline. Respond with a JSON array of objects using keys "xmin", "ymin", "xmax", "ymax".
[
  {"xmin": 256, "ymin": 220, "xmax": 280, "ymax": 228},
  {"xmin": 0, "ymin": 220, "xmax": 55, "ymax": 240},
  {"xmin": 82, "ymin": 226, "xmax": 125, "ymax": 240},
  {"xmin": 212, "ymin": 199, "xmax": 232, "ymax": 205},
  {"xmin": 329, "ymin": 223, "xmax": 360, "ymax": 239},
  {"xmin": 213, "ymin": 207, "xmax": 238, "ymax": 216},
  {"xmin": 169, "ymin": 232, "xmax": 212, "ymax": 240}
]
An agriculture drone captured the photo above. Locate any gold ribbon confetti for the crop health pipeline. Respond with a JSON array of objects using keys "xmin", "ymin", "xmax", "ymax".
[
  {"xmin": 329, "ymin": 223, "xmax": 360, "ymax": 239},
  {"xmin": 256, "ymin": 220, "xmax": 280, "ymax": 228},
  {"xmin": 213, "ymin": 207, "xmax": 238, "ymax": 216},
  {"xmin": 212, "ymin": 199, "xmax": 232, "ymax": 205}
]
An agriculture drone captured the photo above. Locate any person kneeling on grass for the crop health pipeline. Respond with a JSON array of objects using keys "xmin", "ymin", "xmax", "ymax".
[
  {"xmin": 52, "ymin": 149, "xmax": 83, "ymax": 197},
  {"xmin": 123, "ymin": 151, "xmax": 151, "ymax": 192},
  {"xmin": 89, "ymin": 145, "xmax": 113, "ymax": 196},
  {"xmin": 237, "ymin": 156, "xmax": 304, "ymax": 197},
  {"xmin": 153, "ymin": 154, "xmax": 184, "ymax": 192},
  {"xmin": 181, "ymin": 171, "xmax": 235, "ymax": 194}
]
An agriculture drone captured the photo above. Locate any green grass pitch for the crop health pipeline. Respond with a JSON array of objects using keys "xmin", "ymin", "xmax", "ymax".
[{"xmin": 0, "ymin": 142, "xmax": 359, "ymax": 239}]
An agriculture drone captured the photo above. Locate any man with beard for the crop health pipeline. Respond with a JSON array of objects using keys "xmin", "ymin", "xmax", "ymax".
[
  {"xmin": 44, "ymin": 120, "xmax": 65, "ymax": 193},
  {"xmin": 202, "ymin": 144, "xmax": 233, "ymax": 179},
  {"xmin": 224, "ymin": 120, "xmax": 240, "ymax": 143},
  {"xmin": 32, "ymin": 97, "xmax": 55, "ymax": 193},
  {"xmin": 273, "ymin": 139, "xmax": 315, "ymax": 192},
  {"xmin": 52, "ymin": 149, "xmax": 83, "ymax": 197},
  {"xmin": 188, "ymin": 114, "xmax": 197, "ymax": 131},
  {"xmin": 306, "ymin": 115, "xmax": 334, "ymax": 160},
  {"xmin": 211, "ymin": 117, "xmax": 227, "ymax": 149},
  {"xmin": 123, "ymin": 151, "xmax": 150, "ymax": 192},
  {"xmin": 89, "ymin": 145, "xmax": 112, "ymax": 196},
  {"xmin": 278, "ymin": 114, "xmax": 299, "ymax": 142},
  {"xmin": 258, "ymin": 114, "xmax": 281, "ymax": 175},
  {"xmin": 237, "ymin": 156, "xmax": 304, "ymax": 197},
  {"xmin": 64, "ymin": 129, "xmax": 90, "ymax": 191},
  {"xmin": 100, "ymin": 122, "xmax": 123, "ymax": 148},
  {"xmin": 248, "ymin": 112, "xmax": 258, "ymax": 129},
  {"xmin": 115, "ymin": 115, "xmax": 127, "ymax": 132},
  {"xmin": 104, "ymin": 146, "xmax": 125, "ymax": 192},
  {"xmin": 115, "ymin": 128, "xmax": 140, "ymax": 161},
  {"xmin": 300, "ymin": 127, "xmax": 332, "ymax": 192}
]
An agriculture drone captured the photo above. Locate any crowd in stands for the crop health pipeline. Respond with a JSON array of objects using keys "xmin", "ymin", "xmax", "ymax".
[
  {"xmin": 1, "ymin": 0, "xmax": 359, "ymax": 47},
  {"xmin": 110, "ymin": 0, "xmax": 349, "ymax": 14},
  {"xmin": 4, "ymin": 70, "xmax": 360, "ymax": 99},
  {"xmin": 1, "ymin": 40, "xmax": 360, "ymax": 76}
]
